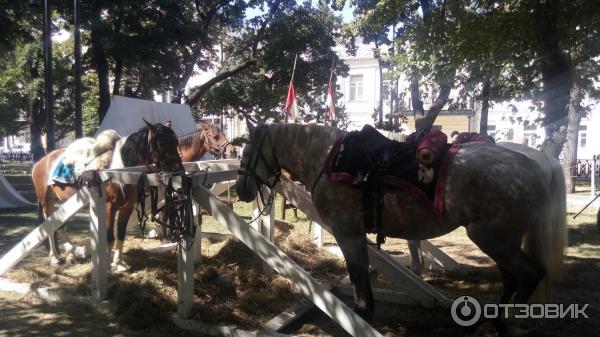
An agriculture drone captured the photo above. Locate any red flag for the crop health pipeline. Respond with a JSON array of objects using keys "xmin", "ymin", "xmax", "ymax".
[
  {"xmin": 285, "ymin": 82, "xmax": 297, "ymax": 119},
  {"xmin": 326, "ymin": 78, "xmax": 335, "ymax": 121}
]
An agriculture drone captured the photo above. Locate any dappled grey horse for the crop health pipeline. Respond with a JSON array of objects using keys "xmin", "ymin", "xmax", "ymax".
[{"xmin": 236, "ymin": 122, "xmax": 566, "ymax": 320}]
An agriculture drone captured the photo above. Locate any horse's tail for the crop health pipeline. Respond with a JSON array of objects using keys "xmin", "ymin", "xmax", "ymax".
[{"xmin": 524, "ymin": 154, "xmax": 568, "ymax": 302}]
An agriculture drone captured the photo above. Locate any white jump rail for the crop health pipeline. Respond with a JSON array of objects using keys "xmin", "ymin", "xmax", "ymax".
[
  {"xmin": 0, "ymin": 185, "xmax": 108, "ymax": 301},
  {"xmin": 192, "ymin": 184, "xmax": 383, "ymax": 337},
  {"xmin": 102, "ymin": 160, "xmax": 383, "ymax": 337},
  {"xmin": 275, "ymin": 175, "xmax": 452, "ymax": 308}
]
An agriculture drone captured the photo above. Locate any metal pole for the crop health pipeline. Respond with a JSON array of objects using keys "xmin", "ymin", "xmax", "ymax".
[
  {"xmin": 74, "ymin": 0, "xmax": 82, "ymax": 138},
  {"xmin": 43, "ymin": 0, "xmax": 55, "ymax": 151},
  {"xmin": 592, "ymin": 155, "xmax": 597, "ymax": 198}
]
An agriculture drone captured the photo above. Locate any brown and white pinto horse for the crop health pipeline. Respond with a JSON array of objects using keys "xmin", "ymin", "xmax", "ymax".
[{"xmin": 32, "ymin": 121, "xmax": 183, "ymax": 268}]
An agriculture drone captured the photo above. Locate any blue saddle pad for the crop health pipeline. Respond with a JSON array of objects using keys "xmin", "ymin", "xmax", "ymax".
[{"xmin": 50, "ymin": 157, "xmax": 76, "ymax": 184}]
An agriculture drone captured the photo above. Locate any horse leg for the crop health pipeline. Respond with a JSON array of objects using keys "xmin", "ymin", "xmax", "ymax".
[
  {"xmin": 408, "ymin": 240, "xmax": 424, "ymax": 276},
  {"xmin": 56, "ymin": 228, "xmax": 76, "ymax": 264},
  {"xmin": 467, "ymin": 223, "xmax": 545, "ymax": 304},
  {"xmin": 112, "ymin": 185, "xmax": 136, "ymax": 272},
  {"xmin": 334, "ymin": 228, "xmax": 375, "ymax": 321},
  {"xmin": 41, "ymin": 193, "xmax": 62, "ymax": 266},
  {"xmin": 106, "ymin": 201, "xmax": 117, "ymax": 267},
  {"xmin": 498, "ymin": 265, "xmax": 519, "ymax": 304}
]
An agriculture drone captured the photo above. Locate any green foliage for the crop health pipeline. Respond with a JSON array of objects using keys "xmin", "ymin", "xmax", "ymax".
[
  {"xmin": 346, "ymin": 0, "xmax": 599, "ymax": 121},
  {"xmin": 199, "ymin": 2, "xmax": 348, "ymax": 123}
]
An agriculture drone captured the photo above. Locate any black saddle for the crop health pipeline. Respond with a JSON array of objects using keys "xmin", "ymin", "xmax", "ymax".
[{"xmin": 330, "ymin": 125, "xmax": 419, "ymax": 185}]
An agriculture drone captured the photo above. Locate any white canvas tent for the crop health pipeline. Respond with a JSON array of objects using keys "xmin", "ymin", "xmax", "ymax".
[
  {"xmin": 0, "ymin": 171, "xmax": 33, "ymax": 208},
  {"xmin": 96, "ymin": 96, "xmax": 198, "ymax": 137}
]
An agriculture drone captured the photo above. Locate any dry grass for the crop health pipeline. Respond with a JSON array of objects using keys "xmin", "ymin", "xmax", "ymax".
[{"xmin": 1, "ymin": 180, "xmax": 599, "ymax": 336}]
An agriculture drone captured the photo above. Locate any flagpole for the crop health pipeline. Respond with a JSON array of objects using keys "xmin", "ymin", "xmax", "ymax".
[
  {"xmin": 326, "ymin": 55, "xmax": 336, "ymax": 124},
  {"xmin": 290, "ymin": 54, "xmax": 298, "ymax": 85},
  {"xmin": 328, "ymin": 55, "xmax": 335, "ymax": 84},
  {"xmin": 286, "ymin": 54, "xmax": 299, "ymax": 123}
]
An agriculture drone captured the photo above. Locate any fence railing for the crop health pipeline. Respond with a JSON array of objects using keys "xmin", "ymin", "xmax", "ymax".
[
  {"xmin": 571, "ymin": 156, "xmax": 600, "ymax": 178},
  {"xmin": 0, "ymin": 152, "xmax": 32, "ymax": 163}
]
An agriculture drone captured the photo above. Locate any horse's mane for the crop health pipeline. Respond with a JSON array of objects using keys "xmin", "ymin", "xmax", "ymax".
[
  {"xmin": 120, "ymin": 126, "xmax": 149, "ymax": 167},
  {"xmin": 179, "ymin": 122, "xmax": 222, "ymax": 149},
  {"xmin": 178, "ymin": 129, "xmax": 203, "ymax": 148}
]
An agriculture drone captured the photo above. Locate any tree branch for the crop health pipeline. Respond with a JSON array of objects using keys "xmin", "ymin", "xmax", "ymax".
[
  {"xmin": 415, "ymin": 82, "xmax": 451, "ymax": 132},
  {"xmin": 185, "ymin": 57, "xmax": 258, "ymax": 106},
  {"xmin": 184, "ymin": 1, "xmax": 284, "ymax": 107}
]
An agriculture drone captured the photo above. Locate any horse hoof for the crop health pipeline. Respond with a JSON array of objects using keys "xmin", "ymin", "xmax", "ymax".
[
  {"xmin": 49, "ymin": 256, "xmax": 62, "ymax": 266},
  {"xmin": 147, "ymin": 229, "xmax": 159, "ymax": 239},
  {"xmin": 74, "ymin": 245, "xmax": 90, "ymax": 259},
  {"xmin": 111, "ymin": 261, "xmax": 130, "ymax": 273},
  {"xmin": 65, "ymin": 254, "xmax": 77, "ymax": 265}
]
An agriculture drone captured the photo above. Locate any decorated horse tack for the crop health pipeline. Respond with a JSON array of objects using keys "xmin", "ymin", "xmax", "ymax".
[
  {"xmin": 236, "ymin": 122, "xmax": 566, "ymax": 322},
  {"xmin": 32, "ymin": 120, "xmax": 183, "ymax": 269}
]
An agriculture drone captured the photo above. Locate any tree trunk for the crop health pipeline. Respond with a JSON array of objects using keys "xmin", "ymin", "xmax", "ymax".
[
  {"xmin": 377, "ymin": 56, "xmax": 384, "ymax": 126},
  {"xmin": 112, "ymin": 59, "xmax": 123, "ymax": 96},
  {"xmin": 562, "ymin": 83, "xmax": 584, "ymax": 193},
  {"xmin": 90, "ymin": 9, "xmax": 111, "ymax": 123},
  {"xmin": 414, "ymin": 82, "xmax": 451, "ymax": 132},
  {"xmin": 29, "ymin": 96, "xmax": 46, "ymax": 162},
  {"xmin": 479, "ymin": 79, "xmax": 490, "ymax": 134},
  {"xmin": 535, "ymin": 0, "xmax": 573, "ymax": 158}
]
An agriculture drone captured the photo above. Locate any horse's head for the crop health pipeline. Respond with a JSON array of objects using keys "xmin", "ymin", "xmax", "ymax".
[
  {"xmin": 144, "ymin": 119, "xmax": 184, "ymax": 172},
  {"xmin": 201, "ymin": 122, "xmax": 236, "ymax": 159},
  {"xmin": 236, "ymin": 121, "xmax": 280, "ymax": 202}
]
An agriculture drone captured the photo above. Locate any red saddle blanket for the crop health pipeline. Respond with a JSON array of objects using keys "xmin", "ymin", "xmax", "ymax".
[{"xmin": 324, "ymin": 127, "xmax": 460, "ymax": 224}]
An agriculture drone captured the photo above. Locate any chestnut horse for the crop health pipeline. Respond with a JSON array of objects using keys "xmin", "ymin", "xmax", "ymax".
[
  {"xmin": 32, "ymin": 121, "xmax": 183, "ymax": 268},
  {"xmin": 178, "ymin": 121, "xmax": 236, "ymax": 161},
  {"xmin": 236, "ymin": 123, "xmax": 566, "ymax": 321}
]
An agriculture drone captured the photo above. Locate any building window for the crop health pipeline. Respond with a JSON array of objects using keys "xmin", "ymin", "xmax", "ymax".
[
  {"xmin": 524, "ymin": 132, "xmax": 537, "ymax": 147},
  {"xmin": 487, "ymin": 125, "xmax": 496, "ymax": 139},
  {"xmin": 350, "ymin": 75, "xmax": 363, "ymax": 101},
  {"xmin": 382, "ymin": 81, "xmax": 391, "ymax": 101},
  {"xmin": 505, "ymin": 128, "xmax": 514, "ymax": 141},
  {"xmin": 524, "ymin": 123, "xmax": 537, "ymax": 131},
  {"xmin": 579, "ymin": 125, "xmax": 587, "ymax": 148},
  {"xmin": 580, "ymin": 133, "xmax": 587, "ymax": 148}
]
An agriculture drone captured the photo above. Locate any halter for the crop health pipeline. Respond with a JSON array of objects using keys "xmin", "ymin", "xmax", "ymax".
[
  {"xmin": 203, "ymin": 126, "xmax": 231, "ymax": 159},
  {"xmin": 146, "ymin": 125, "xmax": 183, "ymax": 171},
  {"xmin": 237, "ymin": 127, "xmax": 282, "ymax": 217}
]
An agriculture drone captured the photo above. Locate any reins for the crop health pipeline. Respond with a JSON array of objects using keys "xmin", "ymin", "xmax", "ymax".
[{"xmin": 237, "ymin": 127, "xmax": 281, "ymax": 224}]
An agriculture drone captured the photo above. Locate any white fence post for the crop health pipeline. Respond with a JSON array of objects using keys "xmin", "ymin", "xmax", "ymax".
[
  {"xmin": 192, "ymin": 201, "xmax": 202, "ymax": 264},
  {"xmin": 89, "ymin": 184, "xmax": 108, "ymax": 302},
  {"xmin": 311, "ymin": 222, "xmax": 323, "ymax": 248},
  {"xmin": 177, "ymin": 240, "xmax": 195, "ymax": 319}
]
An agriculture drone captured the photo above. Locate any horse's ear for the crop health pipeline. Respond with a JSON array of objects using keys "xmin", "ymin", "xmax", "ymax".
[
  {"xmin": 143, "ymin": 119, "xmax": 158, "ymax": 133},
  {"xmin": 246, "ymin": 119, "xmax": 256, "ymax": 136},
  {"xmin": 164, "ymin": 120, "xmax": 172, "ymax": 128}
]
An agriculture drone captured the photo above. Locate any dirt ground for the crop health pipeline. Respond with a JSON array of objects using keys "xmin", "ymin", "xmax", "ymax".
[{"xmin": 0, "ymin": 170, "xmax": 598, "ymax": 337}]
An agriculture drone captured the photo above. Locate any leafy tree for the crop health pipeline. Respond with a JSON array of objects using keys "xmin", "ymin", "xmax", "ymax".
[
  {"xmin": 54, "ymin": 0, "xmax": 251, "ymax": 122},
  {"xmin": 343, "ymin": 0, "xmax": 599, "ymax": 161},
  {"xmin": 197, "ymin": 2, "xmax": 348, "ymax": 123}
]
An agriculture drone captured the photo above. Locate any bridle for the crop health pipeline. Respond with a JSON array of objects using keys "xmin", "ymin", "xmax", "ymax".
[
  {"xmin": 203, "ymin": 126, "xmax": 231, "ymax": 159},
  {"xmin": 146, "ymin": 124, "xmax": 183, "ymax": 171},
  {"xmin": 237, "ymin": 127, "xmax": 281, "ymax": 216}
]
